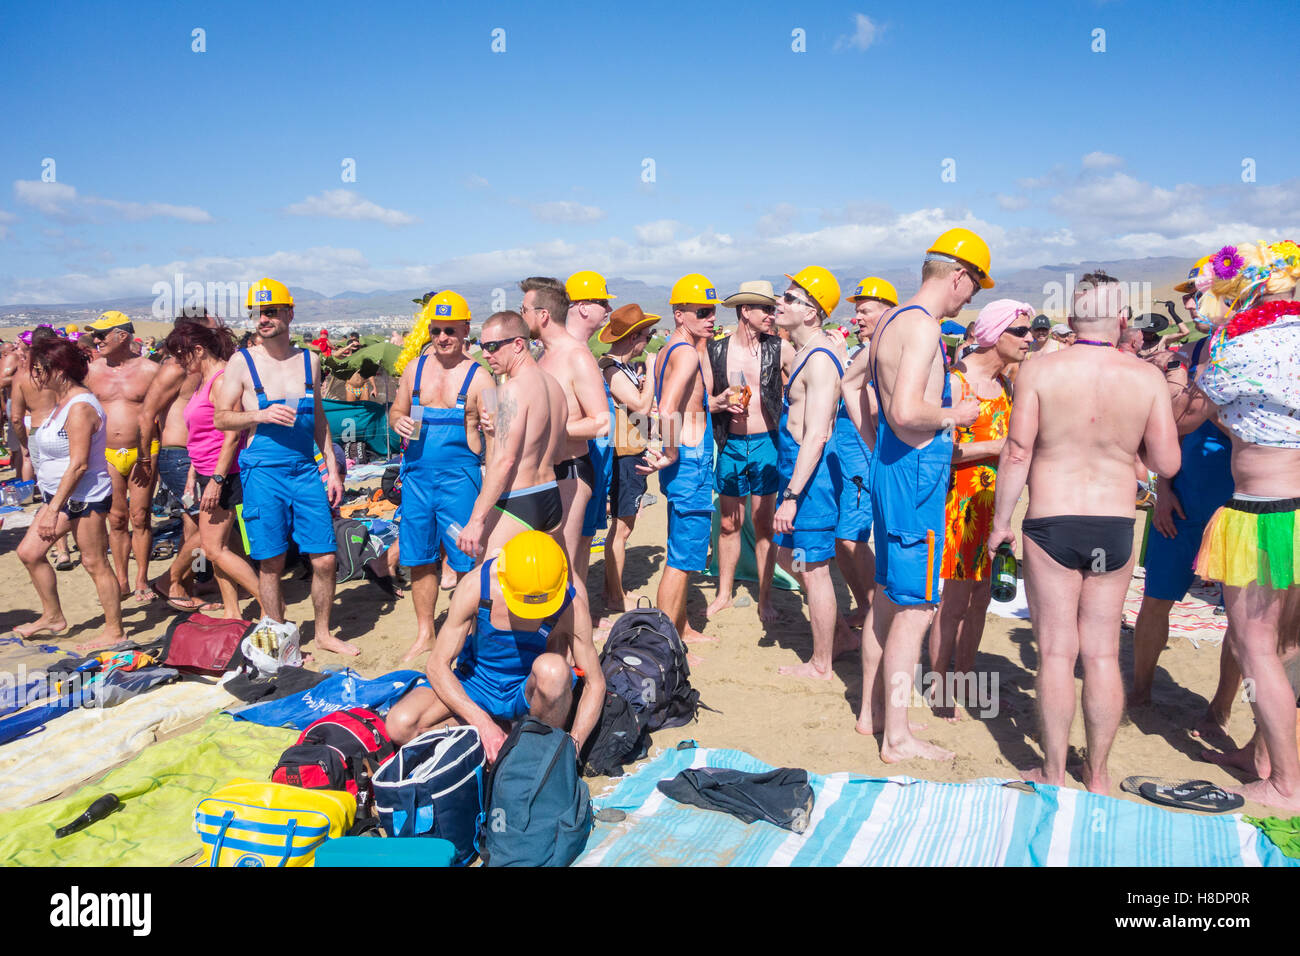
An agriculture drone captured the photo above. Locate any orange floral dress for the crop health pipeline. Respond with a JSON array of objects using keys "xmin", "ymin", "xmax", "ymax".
[{"xmin": 940, "ymin": 370, "xmax": 1011, "ymax": 581}]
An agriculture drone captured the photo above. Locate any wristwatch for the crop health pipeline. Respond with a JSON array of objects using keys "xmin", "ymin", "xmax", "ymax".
[
  {"xmin": 782, "ymin": 488, "xmax": 799, "ymax": 502},
  {"xmin": 212, "ymin": 474, "xmax": 226, "ymax": 485}
]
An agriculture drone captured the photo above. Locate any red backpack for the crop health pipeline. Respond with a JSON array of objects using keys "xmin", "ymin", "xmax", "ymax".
[{"xmin": 271, "ymin": 708, "xmax": 396, "ymax": 829}]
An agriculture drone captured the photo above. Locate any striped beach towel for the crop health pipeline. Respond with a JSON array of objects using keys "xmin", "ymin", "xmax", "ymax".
[{"xmin": 576, "ymin": 746, "xmax": 1296, "ymax": 867}]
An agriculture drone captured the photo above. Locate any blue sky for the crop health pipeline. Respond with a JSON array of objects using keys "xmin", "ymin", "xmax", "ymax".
[{"xmin": 2, "ymin": 0, "xmax": 1297, "ymax": 303}]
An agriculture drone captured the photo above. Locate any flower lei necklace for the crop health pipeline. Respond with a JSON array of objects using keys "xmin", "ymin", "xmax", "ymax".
[{"xmin": 1223, "ymin": 300, "xmax": 1300, "ymax": 340}]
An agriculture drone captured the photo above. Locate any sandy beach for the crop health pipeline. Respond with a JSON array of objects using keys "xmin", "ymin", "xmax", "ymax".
[{"xmin": 0, "ymin": 470, "xmax": 1268, "ymax": 816}]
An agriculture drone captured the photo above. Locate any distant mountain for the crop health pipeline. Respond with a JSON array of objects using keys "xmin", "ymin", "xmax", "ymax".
[{"xmin": 0, "ymin": 256, "xmax": 1196, "ymax": 330}]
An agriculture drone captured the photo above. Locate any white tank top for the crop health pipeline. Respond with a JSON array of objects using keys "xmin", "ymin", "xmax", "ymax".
[{"xmin": 31, "ymin": 393, "xmax": 113, "ymax": 503}]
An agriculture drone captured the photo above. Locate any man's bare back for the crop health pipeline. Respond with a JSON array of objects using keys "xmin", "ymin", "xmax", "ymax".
[
  {"xmin": 1017, "ymin": 348, "xmax": 1179, "ymax": 517},
  {"xmin": 498, "ymin": 363, "xmax": 564, "ymax": 489},
  {"xmin": 871, "ymin": 308, "xmax": 952, "ymax": 449},
  {"xmin": 86, "ymin": 356, "xmax": 158, "ymax": 448},
  {"xmin": 538, "ymin": 336, "xmax": 606, "ymax": 460}
]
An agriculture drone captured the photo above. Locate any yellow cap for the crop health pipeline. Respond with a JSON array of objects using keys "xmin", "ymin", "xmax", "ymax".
[
  {"xmin": 89, "ymin": 310, "xmax": 134, "ymax": 332},
  {"xmin": 844, "ymin": 276, "xmax": 899, "ymax": 307},
  {"xmin": 784, "ymin": 266, "xmax": 841, "ymax": 318},
  {"xmin": 246, "ymin": 278, "xmax": 295, "ymax": 310},
  {"xmin": 926, "ymin": 228, "xmax": 994, "ymax": 289},
  {"xmin": 565, "ymin": 270, "xmax": 616, "ymax": 302},
  {"xmin": 496, "ymin": 531, "xmax": 569, "ymax": 619},
  {"xmin": 1173, "ymin": 254, "xmax": 1214, "ymax": 294},
  {"xmin": 420, "ymin": 289, "xmax": 471, "ymax": 324},
  {"xmin": 669, "ymin": 273, "xmax": 721, "ymax": 306},
  {"xmin": 65, "ymin": 324, "xmax": 79, "ymax": 333}
]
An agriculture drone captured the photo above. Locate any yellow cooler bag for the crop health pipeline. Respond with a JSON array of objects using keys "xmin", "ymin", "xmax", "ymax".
[{"xmin": 194, "ymin": 779, "xmax": 355, "ymax": 867}]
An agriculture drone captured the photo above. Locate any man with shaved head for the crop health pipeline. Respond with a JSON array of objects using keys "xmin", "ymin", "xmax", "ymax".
[{"xmin": 989, "ymin": 273, "xmax": 1181, "ymax": 794}]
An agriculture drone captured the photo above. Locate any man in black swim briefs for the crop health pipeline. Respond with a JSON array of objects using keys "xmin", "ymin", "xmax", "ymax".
[{"xmin": 989, "ymin": 274, "xmax": 1180, "ymax": 795}]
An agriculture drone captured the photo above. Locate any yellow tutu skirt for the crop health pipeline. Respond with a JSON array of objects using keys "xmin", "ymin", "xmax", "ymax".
[{"xmin": 1195, "ymin": 502, "xmax": 1300, "ymax": 590}]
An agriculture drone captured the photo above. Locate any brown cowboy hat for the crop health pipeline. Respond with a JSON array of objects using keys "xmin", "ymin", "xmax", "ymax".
[{"xmin": 598, "ymin": 303, "xmax": 659, "ymax": 344}]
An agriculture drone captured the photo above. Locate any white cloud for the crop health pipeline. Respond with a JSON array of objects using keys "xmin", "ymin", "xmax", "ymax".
[
  {"xmin": 996, "ymin": 193, "xmax": 1031, "ymax": 211},
  {"xmin": 283, "ymin": 189, "xmax": 416, "ymax": 226},
  {"xmin": 529, "ymin": 201, "xmax": 606, "ymax": 224},
  {"xmin": 1081, "ymin": 151, "xmax": 1124, "ymax": 170},
  {"xmin": 0, "ymin": 209, "xmax": 15, "ymax": 240},
  {"xmin": 465, "ymin": 175, "xmax": 490, "ymax": 190},
  {"xmin": 634, "ymin": 219, "xmax": 681, "ymax": 245},
  {"xmin": 13, "ymin": 180, "xmax": 212, "ymax": 223},
  {"xmin": 834, "ymin": 14, "xmax": 881, "ymax": 52},
  {"xmin": 1051, "ymin": 172, "xmax": 1207, "ymax": 236},
  {"xmin": 755, "ymin": 203, "xmax": 799, "ymax": 238}
]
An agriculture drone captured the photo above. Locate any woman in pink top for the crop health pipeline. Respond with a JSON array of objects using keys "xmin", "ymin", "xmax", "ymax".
[{"xmin": 163, "ymin": 323, "xmax": 261, "ymax": 620}]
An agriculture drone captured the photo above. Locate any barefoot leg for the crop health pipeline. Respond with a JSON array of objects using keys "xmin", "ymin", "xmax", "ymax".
[
  {"xmin": 706, "ymin": 495, "xmax": 742, "ymax": 618},
  {"xmin": 402, "ymin": 564, "xmax": 440, "ymax": 663}
]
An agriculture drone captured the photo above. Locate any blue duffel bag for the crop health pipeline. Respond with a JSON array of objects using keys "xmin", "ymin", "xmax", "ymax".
[{"xmin": 372, "ymin": 726, "xmax": 484, "ymax": 866}]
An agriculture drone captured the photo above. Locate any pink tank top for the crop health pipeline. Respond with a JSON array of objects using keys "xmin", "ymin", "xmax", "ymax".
[{"xmin": 184, "ymin": 369, "xmax": 242, "ymax": 475}]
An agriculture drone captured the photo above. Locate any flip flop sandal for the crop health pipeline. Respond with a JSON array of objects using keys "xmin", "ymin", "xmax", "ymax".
[
  {"xmin": 1121, "ymin": 775, "xmax": 1183, "ymax": 797},
  {"xmin": 55, "ymin": 555, "xmax": 75, "ymax": 571},
  {"xmin": 150, "ymin": 541, "xmax": 176, "ymax": 560},
  {"xmin": 1137, "ymin": 780, "xmax": 1244, "ymax": 813}
]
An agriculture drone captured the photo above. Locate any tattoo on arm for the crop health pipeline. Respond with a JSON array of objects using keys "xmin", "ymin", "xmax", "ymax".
[{"xmin": 495, "ymin": 389, "xmax": 517, "ymax": 443}]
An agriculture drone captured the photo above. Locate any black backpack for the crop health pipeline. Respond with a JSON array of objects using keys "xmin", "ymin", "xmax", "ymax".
[
  {"xmin": 334, "ymin": 518, "xmax": 383, "ymax": 584},
  {"xmin": 580, "ymin": 690, "xmax": 650, "ymax": 778},
  {"xmin": 381, "ymin": 464, "xmax": 402, "ymax": 505},
  {"xmin": 599, "ymin": 601, "xmax": 702, "ymax": 733}
]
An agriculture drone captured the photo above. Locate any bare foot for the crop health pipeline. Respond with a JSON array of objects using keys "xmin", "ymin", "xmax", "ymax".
[
  {"xmin": 778, "ymin": 660, "xmax": 833, "ymax": 680},
  {"xmin": 400, "ymin": 638, "xmax": 432, "ymax": 664},
  {"xmin": 681, "ymin": 626, "xmax": 717, "ymax": 645},
  {"xmin": 75, "ymin": 629, "xmax": 126, "ymax": 653},
  {"xmin": 132, "ymin": 587, "xmax": 154, "ymax": 604},
  {"xmin": 1231, "ymin": 778, "xmax": 1300, "ymax": 812},
  {"xmin": 705, "ymin": 593, "xmax": 732, "ymax": 617},
  {"xmin": 855, "ymin": 716, "xmax": 928, "ymax": 736},
  {"xmin": 1201, "ymin": 742, "xmax": 1269, "ymax": 778},
  {"xmin": 758, "ymin": 601, "xmax": 778, "ymax": 624},
  {"xmin": 1080, "ymin": 761, "xmax": 1111, "ymax": 795},
  {"xmin": 686, "ymin": 651, "xmax": 705, "ymax": 666},
  {"xmin": 881, "ymin": 736, "xmax": 955, "ymax": 763},
  {"xmin": 595, "ymin": 615, "xmax": 621, "ymax": 630},
  {"xmin": 13, "ymin": 616, "xmax": 69, "ymax": 640},
  {"xmin": 933, "ymin": 703, "xmax": 966, "ymax": 724},
  {"xmin": 592, "ymin": 627, "xmax": 611, "ymax": 644},
  {"xmin": 1189, "ymin": 707, "xmax": 1233, "ymax": 746},
  {"xmin": 314, "ymin": 634, "xmax": 361, "ymax": 657},
  {"xmin": 1021, "ymin": 767, "xmax": 1054, "ymax": 785}
]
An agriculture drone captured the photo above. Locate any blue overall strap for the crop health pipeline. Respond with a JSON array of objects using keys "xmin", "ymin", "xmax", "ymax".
[
  {"xmin": 654, "ymin": 341, "xmax": 707, "ymax": 408},
  {"xmin": 455, "ymin": 363, "xmax": 479, "ymax": 409},
  {"xmin": 784, "ymin": 347, "xmax": 844, "ymax": 403},
  {"xmin": 412, "ymin": 353, "xmax": 429, "ymax": 406},
  {"xmin": 239, "ymin": 348, "xmax": 265, "ymax": 397},
  {"xmin": 1190, "ymin": 336, "xmax": 1209, "ymax": 374},
  {"xmin": 302, "ymin": 349, "xmax": 313, "ymax": 391},
  {"xmin": 478, "ymin": 558, "xmax": 494, "ymax": 611},
  {"xmin": 537, "ymin": 585, "xmax": 577, "ymax": 638}
]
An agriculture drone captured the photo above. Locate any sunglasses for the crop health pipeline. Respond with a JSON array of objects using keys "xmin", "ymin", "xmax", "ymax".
[
  {"xmin": 1003, "ymin": 325, "xmax": 1031, "ymax": 338},
  {"xmin": 747, "ymin": 304, "xmax": 776, "ymax": 315},
  {"xmin": 481, "ymin": 336, "xmax": 522, "ymax": 354},
  {"xmin": 259, "ymin": 306, "xmax": 291, "ymax": 318},
  {"xmin": 684, "ymin": 306, "xmax": 715, "ymax": 318},
  {"xmin": 783, "ymin": 292, "xmax": 815, "ymax": 309},
  {"xmin": 428, "ymin": 326, "xmax": 463, "ymax": 338}
]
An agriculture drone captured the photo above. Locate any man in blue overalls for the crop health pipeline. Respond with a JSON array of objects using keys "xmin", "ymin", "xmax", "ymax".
[
  {"xmin": 640, "ymin": 273, "xmax": 721, "ymax": 643},
  {"xmin": 856, "ymin": 231, "xmax": 985, "ymax": 760},
  {"xmin": 213, "ymin": 278, "xmax": 356, "ymax": 657},
  {"xmin": 389, "ymin": 290, "xmax": 490, "ymax": 664},
  {"xmin": 771, "ymin": 267, "xmax": 851, "ymax": 680},
  {"xmin": 383, "ymin": 531, "xmax": 605, "ymax": 763}
]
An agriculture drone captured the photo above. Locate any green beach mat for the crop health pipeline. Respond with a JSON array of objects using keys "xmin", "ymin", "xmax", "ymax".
[
  {"xmin": 0, "ymin": 713, "xmax": 296, "ymax": 867},
  {"xmin": 705, "ymin": 496, "xmax": 799, "ymax": 592}
]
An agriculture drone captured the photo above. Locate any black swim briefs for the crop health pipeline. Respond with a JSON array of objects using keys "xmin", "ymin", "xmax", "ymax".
[
  {"xmin": 555, "ymin": 453, "xmax": 595, "ymax": 492},
  {"xmin": 1022, "ymin": 515, "xmax": 1135, "ymax": 572},
  {"xmin": 495, "ymin": 481, "xmax": 562, "ymax": 533}
]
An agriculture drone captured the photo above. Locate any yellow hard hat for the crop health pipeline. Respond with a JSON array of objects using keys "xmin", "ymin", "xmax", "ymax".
[
  {"xmin": 844, "ymin": 276, "xmax": 899, "ymax": 307},
  {"xmin": 565, "ymin": 270, "xmax": 616, "ymax": 301},
  {"xmin": 247, "ymin": 277, "xmax": 295, "ymax": 310},
  {"xmin": 420, "ymin": 289, "xmax": 471, "ymax": 324},
  {"xmin": 496, "ymin": 531, "xmax": 569, "ymax": 619},
  {"xmin": 65, "ymin": 323, "xmax": 79, "ymax": 333},
  {"xmin": 89, "ymin": 310, "xmax": 134, "ymax": 332},
  {"xmin": 784, "ymin": 266, "xmax": 841, "ymax": 318},
  {"xmin": 669, "ymin": 273, "xmax": 721, "ymax": 306},
  {"xmin": 926, "ymin": 228, "xmax": 994, "ymax": 289},
  {"xmin": 1173, "ymin": 254, "xmax": 1214, "ymax": 294}
]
